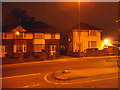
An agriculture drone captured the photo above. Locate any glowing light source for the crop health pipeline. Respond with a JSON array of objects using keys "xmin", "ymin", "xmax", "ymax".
[
  {"xmin": 104, "ymin": 39, "xmax": 109, "ymax": 45},
  {"xmin": 103, "ymin": 39, "xmax": 113, "ymax": 48},
  {"xmin": 68, "ymin": 38, "xmax": 71, "ymax": 42},
  {"xmin": 15, "ymin": 31, "xmax": 20, "ymax": 35}
]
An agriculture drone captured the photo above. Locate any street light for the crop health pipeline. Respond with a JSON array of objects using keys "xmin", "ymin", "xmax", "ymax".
[
  {"xmin": 103, "ymin": 39, "xmax": 112, "ymax": 48},
  {"xmin": 78, "ymin": 0, "xmax": 81, "ymax": 57},
  {"xmin": 104, "ymin": 39, "xmax": 109, "ymax": 45}
]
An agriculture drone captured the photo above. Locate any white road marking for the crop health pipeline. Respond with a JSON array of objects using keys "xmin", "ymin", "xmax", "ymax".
[
  {"xmin": 23, "ymin": 84, "xmax": 40, "ymax": 88},
  {"xmin": 44, "ymin": 73, "xmax": 59, "ymax": 84},
  {"xmin": 44, "ymin": 73, "xmax": 118, "ymax": 85},
  {"xmin": 1, "ymin": 73, "xmax": 41, "ymax": 79}
]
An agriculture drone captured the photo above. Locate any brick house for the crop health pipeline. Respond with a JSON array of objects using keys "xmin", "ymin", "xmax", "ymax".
[
  {"xmin": 1, "ymin": 22, "xmax": 60, "ymax": 60},
  {"xmin": 66, "ymin": 23, "xmax": 102, "ymax": 56}
]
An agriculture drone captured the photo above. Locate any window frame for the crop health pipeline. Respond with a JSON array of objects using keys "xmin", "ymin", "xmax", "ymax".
[
  {"xmin": 14, "ymin": 33, "xmax": 26, "ymax": 39},
  {"xmin": 88, "ymin": 41, "xmax": 97, "ymax": 48},
  {"xmin": 14, "ymin": 44, "xmax": 27, "ymax": 53}
]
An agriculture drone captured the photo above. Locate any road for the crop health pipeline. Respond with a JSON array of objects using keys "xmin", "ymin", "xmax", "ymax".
[{"xmin": 1, "ymin": 57, "xmax": 119, "ymax": 88}]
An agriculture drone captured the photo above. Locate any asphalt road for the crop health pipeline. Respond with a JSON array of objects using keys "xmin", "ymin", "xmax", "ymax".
[{"xmin": 1, "ymin": 57, "xmax": 119, "ymax": 88}]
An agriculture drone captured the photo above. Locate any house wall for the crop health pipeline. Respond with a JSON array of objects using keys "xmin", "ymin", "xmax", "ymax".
[
  {"xmin": 2, "ymin": 32, "xmax": 14, "ymax": 39},
  {"xmin": 25, "ymin": 33, "xmax": 33, "ymax": 39},
  {"xmin": 67, "ymin": 29, "xmax": 102, "ymax": 56},
  {"xmin": 2, "ymin": 39, "xmax": 33, "ymax": 58},
  {"xmin": 66, "ymin": 31, "xmax": 73, "ymax": 54},
  {"xmin": 33, "ymin": 33, "xmax": 60, "ymax": 59},
  {"xmin": 45, "ymin": 39, "xmax": 60, "ymax": 59},
  {"xmin": 2, "ymin": 31, "xmax": 60, "ymax": 60},
  {"xmin": 72, "ymin": 30, "xmax": 102, "ymax": 52},
  {"xmin": 2, "ymin": 39, "xmax": 14, "ymax": 57},
  {"xmin": 26, "ymin": 39, "xmax": 33, "ymax": 57}
]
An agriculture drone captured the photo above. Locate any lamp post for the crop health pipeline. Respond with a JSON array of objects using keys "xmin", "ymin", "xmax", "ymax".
[{"xmin": 78, "ymin": 0, "xmax": 81, "ymax": 57}]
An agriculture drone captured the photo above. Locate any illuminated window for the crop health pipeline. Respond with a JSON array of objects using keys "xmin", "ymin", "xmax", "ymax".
[
  {"xmin": 2, "ymin": 33, "xmax": 7, "ymax": 39},
  {"xmin": 45, "ymin": 33, "xmax": 51, "ymax": 39},
  {"xmin": 16, "ymin": 45, "xmax": 22, "ymax": 52},
  {"xmin": 14, "ymin": 44, "xmax": 27, "ymax": 53},
  {"xmin": 88, "ymin": 31, "xmax": 96, "ymax": 36},
  {"xmin": 34, "ymin": 44, "xmax": 45, "ymax": 52},
  {"xmin": 88, "ymin": 41, "xmax": 97, "ymax": 48},
  {"xmin": 50, "ymin": 45, "xmax": 56, "ymax": 52},
  {"xmin": 91, "ymin": 41, "xmax": 97, "ymax": 47},
  {"xmin": 118, "ymin": 47, "xmax": 120, "ymax": 50},
  {"xmin": 55, "ymin": 34, "xmax": 60, "ymax": 39},
  {"xmin": 34, "ymin": 33, "xmax": 44, "ymax": 39},
  {"xmin": 15, "ymin": 33, "xmax": 26, "ymax": 39},
  {"xmin": 5, "ymin": 46, "xmax": 7, "ymax": 52},
  {"xmin": 88, "ymin": 41, "xmax": 90, "ymax": 47},
  {"xmin": 1, "ymin": 45, "xmax": 7, "ymax": 52}
]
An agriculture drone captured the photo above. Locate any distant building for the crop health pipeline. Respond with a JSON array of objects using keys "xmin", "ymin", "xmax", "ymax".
[
  {"xmin": 115, "ymin": 19, "xmax": 120, "ymax": 49},
  {"xmin": 1, "ymin": 22, "xmax": 60, "ymax": 60},
  {"xmin": 66, "ymin": 23, "xmax": 102, "ymax": 56},
  {"xmin": 111, "ymin": 41, "xmax": 120, "ymax": 50}
]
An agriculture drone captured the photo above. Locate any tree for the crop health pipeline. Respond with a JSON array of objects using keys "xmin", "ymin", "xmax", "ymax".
[{"xmin": 5, "ymin": 8, "xmax": 28, "ymax": 26}]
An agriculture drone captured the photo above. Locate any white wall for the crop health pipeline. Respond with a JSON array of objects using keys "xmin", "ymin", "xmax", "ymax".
[{"xmin": 72, "ymin": 30, "xmax": 102, "ymax": 52}]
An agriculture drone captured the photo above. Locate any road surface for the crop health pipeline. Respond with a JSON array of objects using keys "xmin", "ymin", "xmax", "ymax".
[{"xmin": 1, "ymin": 57, "xmax": 119, "ymax": 88}]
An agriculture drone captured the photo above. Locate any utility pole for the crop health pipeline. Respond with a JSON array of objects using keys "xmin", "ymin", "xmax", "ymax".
[{"xmin": 78, "ymin": 0, "xmax": 81, "ymax": 57}]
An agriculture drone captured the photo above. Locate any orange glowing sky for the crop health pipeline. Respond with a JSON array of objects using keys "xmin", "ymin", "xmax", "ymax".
[{"xmin": 2, "ymin": 2, "xmax": 119, "ymax": 40}]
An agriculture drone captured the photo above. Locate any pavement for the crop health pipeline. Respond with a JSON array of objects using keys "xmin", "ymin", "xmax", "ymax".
[
  {"xmin": 53, "ymin": 67, "xmax": 119, "ymax": 80},
  {"xmin": 1, "ymin": 55, "xmax": 119, "ymax": 67}
]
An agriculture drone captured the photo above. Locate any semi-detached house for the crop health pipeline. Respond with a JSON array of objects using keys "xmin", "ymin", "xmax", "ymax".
[
  {"xmin": 66, "ymin": 23, "xmax": 102, "ymax": 56},
  {"xmin": 1, "ymin": 22, "xmax": 60, "ymax": 60}
]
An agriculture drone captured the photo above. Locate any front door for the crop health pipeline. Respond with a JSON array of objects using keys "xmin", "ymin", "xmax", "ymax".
[{"xmin": 49, "ymin": 45, "xmax": 56, "ymax": 59}]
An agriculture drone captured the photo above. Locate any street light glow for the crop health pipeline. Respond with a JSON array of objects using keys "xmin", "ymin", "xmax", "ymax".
[
  {"xmin": 103, "ymin": 39, "xmax": 113, "ymax": 48},
  {"xmin": 104, "ymin": 39, "xmax": 109, "ymax": 45}
]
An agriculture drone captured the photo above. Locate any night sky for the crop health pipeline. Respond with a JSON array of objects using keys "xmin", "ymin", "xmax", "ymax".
[{"xmin": 2, "ymin": 2, "xmax": 118, "ymax": 40}]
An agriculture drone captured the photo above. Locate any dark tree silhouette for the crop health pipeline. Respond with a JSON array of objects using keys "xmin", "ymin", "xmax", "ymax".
[
  {"xmin": 3, "ymin": 8, "xmax": 57, "ymax": 33},
  {"xmin": 6, "ymin": 8, "xmax": 30, "ymax": 26}
]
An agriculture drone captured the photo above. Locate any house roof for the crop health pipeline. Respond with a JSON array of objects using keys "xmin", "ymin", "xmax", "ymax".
[
  {"xmin": 2, "ymin": 21, "xmax": 59, "ymax": 33},
  {"xmin": 72, "ymin": 22, "xmax": 102, "ymax": 30}
]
